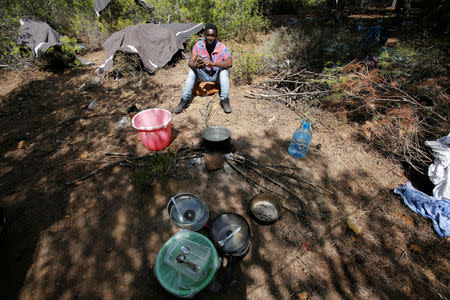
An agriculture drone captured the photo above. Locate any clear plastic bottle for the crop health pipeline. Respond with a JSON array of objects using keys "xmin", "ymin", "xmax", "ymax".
[
  {"xmin": 87, "ymin": 99, "xmax": 98, "ymax": 111},
  {"xmin": 288, "ymin": 119, "xmax": 312, "ymax": 159}
]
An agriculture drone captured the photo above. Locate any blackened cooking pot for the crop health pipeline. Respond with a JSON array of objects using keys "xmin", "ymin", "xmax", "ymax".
[
  {"xmin": 202, "ymin": 126, "xmax": 233, "ymax": 153},
  {"xmin": 209, "ymin": 213, "xmax": 251, "ymax": 292}
]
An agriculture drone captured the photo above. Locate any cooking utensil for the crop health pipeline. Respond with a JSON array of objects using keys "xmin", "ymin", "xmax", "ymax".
[
  {"xmin": 209, "ymin": 213, "xmax": 251, "ymax": 292},
  {"xmin": 166, "ymin": 193, "xmax": 209, "ymax": 231},
  {"xmin": 170, "ymin": 197, "xmax": 183, "ymax": 222},
  {"xmin": 249, "ymin": 193, "xmax": 282, "ymax": 224},
  {"xmin": 202, "ymin": 126, "xmax": 231, "ymax": 142},
  {"xmin": 176, "ymin": 254, "xmax": 200, "ymax": 272},
  {"xmin": 155, "ymin": 231, "xmax": 220, "ymax": 298},
  {"xmin": 202, "ymin": 126, "xmax": 233, "ymax": 153},
  {"xmin": 217, "ymin": 225, "xmax": 241, "ymax": 248},
  {"xmin": 180, "ymin": 245, "xmax": 191, "ymax": 255}
]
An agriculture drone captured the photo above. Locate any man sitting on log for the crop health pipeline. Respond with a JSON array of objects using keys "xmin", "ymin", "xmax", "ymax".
[{"xmin": 174, "ymin": 24, "xmax": 233, "ymax": 114}]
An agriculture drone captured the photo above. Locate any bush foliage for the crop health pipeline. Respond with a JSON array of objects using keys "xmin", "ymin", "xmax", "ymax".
[
  {"xmin": 0, "ymin": 0, "xmax": 268, "ymax": 68},
  {"xmin": 231, "ymin": 48, "xmax": 264, "ymax": 84}
]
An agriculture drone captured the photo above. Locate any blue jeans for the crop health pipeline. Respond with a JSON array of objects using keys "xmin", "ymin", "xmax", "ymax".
[{"xmin": 181, "ymin": 68, "xmax": 230, "ymax": 101}]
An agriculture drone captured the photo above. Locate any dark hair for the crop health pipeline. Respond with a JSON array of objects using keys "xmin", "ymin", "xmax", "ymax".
[{"xmin": 205, "ymin": 24, "xmax": 218, "ymax": 33}]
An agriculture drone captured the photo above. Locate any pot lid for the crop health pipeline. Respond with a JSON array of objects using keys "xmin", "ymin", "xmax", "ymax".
[
  {"xmin": 209, "ymin": 213, "xmax": 250, "ymax": 255},
  {"xmin": 167, "ymin": 193, "xmax": 209, "ymax": 231}
]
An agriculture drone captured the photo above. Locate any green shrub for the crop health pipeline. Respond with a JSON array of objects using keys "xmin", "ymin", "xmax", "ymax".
[
  {"xmin": 129, "ymin": 151, "xmax": 175, "ymax": 190},
  {"xmin": 0, "ymin": 0, "xmax": 269, "ymax": 67},
  {"xmin": 260, "ymin": 0, "xmax": 328, "ymax": 14},
  {"xmin": 210, "ymin": 0, "xmax": 269, "ymax": 41},
  {"xmin": 232, "ymin": 49, "xmax": 264, "ymax": 84},
  {"xmin": 0, "ymin": 39, "xmax": 33, "ymax": 69},
  {"xmin": 185, "ymin": 34, "xmax": 202, "ymax": 51},
  {"xmin": 378, "ymin": 44, "xmax": 448, "ymax": 84},
  {"xmin": 37, "ymin": 35, "xmax": 84, "ymax": 68},
  {"xmin": 262, "ymin": 24, "xmax": 369, "ymax": 71},
  {"xmin": 158, "ymin": 0, "xmax": 269, "ymax": 42}
]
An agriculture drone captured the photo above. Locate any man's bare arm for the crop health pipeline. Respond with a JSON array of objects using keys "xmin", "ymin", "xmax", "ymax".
[{"xmin": 206, "ymin": 56, "xmax": 232, "ymax": 69}]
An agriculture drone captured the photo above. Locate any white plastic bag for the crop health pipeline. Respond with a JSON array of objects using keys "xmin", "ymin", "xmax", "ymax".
[{"xmin": 425, "ymin": 133, "xmax": 450, "ymax": 200}]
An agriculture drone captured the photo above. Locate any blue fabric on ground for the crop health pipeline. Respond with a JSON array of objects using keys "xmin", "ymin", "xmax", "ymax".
[
  {"xmin": 362, "ymin": 25, "xmax": 384, "ymax": 46},
  {"xmin": 394, "ymin": 182, "xmax": 450, "ymax": 237}
]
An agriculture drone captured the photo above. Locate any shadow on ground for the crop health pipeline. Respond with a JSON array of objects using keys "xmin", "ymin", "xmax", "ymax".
[{"xmin": 0, "ymin": 66, "xmax": 448, "ymax": 300}]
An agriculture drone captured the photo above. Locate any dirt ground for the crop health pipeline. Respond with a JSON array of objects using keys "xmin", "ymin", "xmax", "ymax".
[{"xmin": 0, "ymin": 43, "xmax": 449, "ymax": 300}]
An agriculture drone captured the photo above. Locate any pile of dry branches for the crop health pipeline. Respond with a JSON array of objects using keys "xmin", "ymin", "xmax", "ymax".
[
  {"xmin": 245, "ymin": 65, "xmax": 330, "ymax": 124},
  {"xmin": 247, "ymin": 60, "xmax": 449, "ymax": 173},
  {"xmin": 338, "ymin": 62, "xmax": 448, "ymax": 172}
]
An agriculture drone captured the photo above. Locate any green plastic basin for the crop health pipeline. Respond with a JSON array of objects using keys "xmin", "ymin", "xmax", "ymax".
[{"xmin": 155, "ymin": 230, "xmax": 219, "ymax": 298}]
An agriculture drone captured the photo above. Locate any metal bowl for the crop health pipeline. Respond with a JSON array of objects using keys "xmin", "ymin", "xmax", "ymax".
[
  {"xmin": 250, "ymin": 194, "xmax": 282, "ymax": 224},
  {"xmin": 202, "ymin": 126, "xmax": 231, "ymax": 143}
]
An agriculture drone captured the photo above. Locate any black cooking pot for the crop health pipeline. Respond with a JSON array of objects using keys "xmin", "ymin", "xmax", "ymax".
[
  {"xmin": 202, "ymin": 126, "xmax": 233, "ymax": 153},
  {"xmin": 209, "ymin": 213, "xmax": 251, "ymax": 292}
]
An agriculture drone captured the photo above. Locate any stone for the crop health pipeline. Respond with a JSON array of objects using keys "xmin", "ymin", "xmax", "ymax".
[
  {"xmin": 44, "ymin": 144, "xmax": 57, "ymax": 153},
  {"xmin": 17, "ymin": 140, "xmax": 27, "ymax": 149},
  {"xmin": 386, "ymin": 37, "xmax": 400, "ymax": 46},
  {"xmin": 408, "ymin": 244, "xmax": 423, "ymax": 254},
  {"xmin": 393, "ymin": 246, "xmax": 403, "ymax": 256},
  {"xmin": 394, "ymin": 210, "xmax": 415, "ymax": 227},
  {"xmin": 347, "ymin": 220, "xmax": 362, "ymax": 235},
  {"xmin": 204, "ymin": 153, "xmax": 223, "ymax": 171},
  {"xmin": 90, "ymin": 76, "xmax": 100, "ymax": 86},
  {"xmin": 296, "ymin": 291, "xmax": 308, "ymax": 300}
]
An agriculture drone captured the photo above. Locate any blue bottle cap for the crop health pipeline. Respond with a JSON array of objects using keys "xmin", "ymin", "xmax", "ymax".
[{"xmin": 303, "ymin": 121, "xmax": 310, "ymax": 129}]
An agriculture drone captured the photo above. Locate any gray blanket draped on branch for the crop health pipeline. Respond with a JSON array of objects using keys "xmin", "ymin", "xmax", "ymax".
[{"xmin": 98, "ymin": 22, "xmax": 204, "ymax": 74}]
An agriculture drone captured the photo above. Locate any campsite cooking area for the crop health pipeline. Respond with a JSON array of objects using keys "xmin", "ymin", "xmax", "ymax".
[
  {"xmin": 1, "ymin": 20, "xmax": 450, "ymax": 300},
  {"xmin": 0, "ymin": 50, "xmax": 447, "ymax": 299}
]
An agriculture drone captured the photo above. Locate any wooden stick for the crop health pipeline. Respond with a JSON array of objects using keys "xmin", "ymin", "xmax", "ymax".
[
  {"xmin": 65, "ymin": 160, "xmax": 124, "ymax": 186},
  {"xmin": 65, "ymin": 153, "xmax": 155, "ymax": 186},
  {"xmin": 101, "ymin": 151, "xmax": 139, "ymax": 157},
  {"xmin": 230, "ymin": 154, "xmax": 334, "ymax": 194},
  {"xmin": 225, "ymin": 160, "xmax": 300, "ymax": 213},
  {"xmin": 247, "ymin": 91, "xmax": 309, "ymax": 120},
  {"xmin": 246, "ymin": 90, "xmax": 328, "ymax": 98},
  {"xmin": 374, "ymin": 81, "xmax": 446, "ymax": 121},
  {"xmin": 231, "ymin": 153, "xmax": 311, "ymax": 184},
  {"xmin": 252, "ymin": 167, "xmax": 305, "ymax": 205},
  {"xmin": 69, "ymin": 159, "xmax": 113, "ymax": 163},
  {"xmin": 199, "ymin": 98, "xmax": 213, "ymax": 128},
  {"xmin": 267, "ymin": 79, "xmax": 314, "ymax": 84},
  {"xmin": 225, "ymin": 160, "xmax": 259, "ymax": 194},
  {"xmin": 227, "ymin": 156, "xmax": 305, "ymax": 205},
  {"xmin": 226, "ymin": 160, "xmax": 268, "ymax": 194}
]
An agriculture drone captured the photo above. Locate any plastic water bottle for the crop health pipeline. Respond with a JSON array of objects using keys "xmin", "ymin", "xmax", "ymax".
[
  {"xmin": 288, "ymin": 119, "xmax": 312, "ymax": 159},
  {"xmin": 87, "ymin": 99, "xmax": 98, "ymax": 111}
]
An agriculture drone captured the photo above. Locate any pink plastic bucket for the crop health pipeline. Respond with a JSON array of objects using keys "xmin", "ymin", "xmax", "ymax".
[{"xmin": 132, "ymin": 109, "xmax": 172, "ymax": 150}]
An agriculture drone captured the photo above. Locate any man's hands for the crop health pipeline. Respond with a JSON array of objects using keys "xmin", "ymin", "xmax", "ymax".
[
  {"xmin": 195, "ymin": 54, "xmax": 214, "ymax": 68},
  {"xmin": 189, "ymin": 52, "xmax": 232, "ymax": 70},
  {"xmin": 189, "ymin": 53, "xmax": 214, "ymax": 69},
  {"xmin": 195, "ymin": 55, "xmax": 206, "ymax": 68}
]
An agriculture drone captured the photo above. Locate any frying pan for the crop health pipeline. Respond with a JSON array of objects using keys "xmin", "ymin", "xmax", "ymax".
[{"xmin": 209, "ymin": 213, "xmax": 251, "ymax": 292}]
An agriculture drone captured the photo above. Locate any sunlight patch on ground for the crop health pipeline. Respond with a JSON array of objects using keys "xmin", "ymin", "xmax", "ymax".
[{"xmin": 112, "ymin": 208, "xmax": 128, "ymax": 243}]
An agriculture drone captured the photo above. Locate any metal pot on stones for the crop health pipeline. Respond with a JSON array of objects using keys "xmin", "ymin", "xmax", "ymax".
[{"xmin": 202, "ymin": 126, "xmax": 234, "ymax": 153}]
